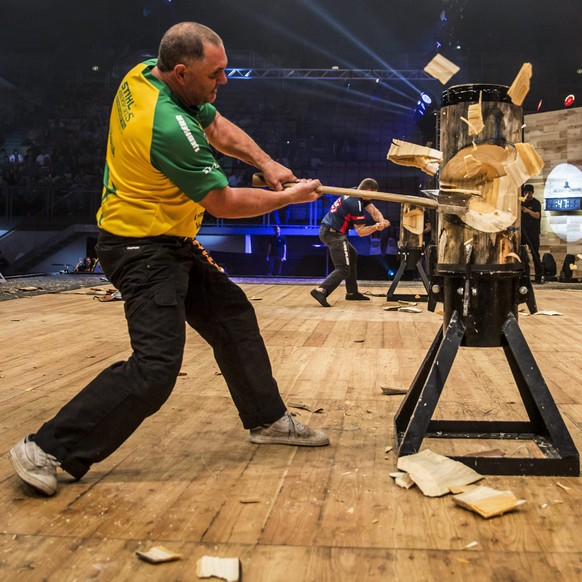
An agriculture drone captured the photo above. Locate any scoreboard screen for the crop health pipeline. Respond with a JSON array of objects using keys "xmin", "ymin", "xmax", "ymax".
[{"xmin": 545, "ymin": 197, "xmax": 581, "ymax": 211}]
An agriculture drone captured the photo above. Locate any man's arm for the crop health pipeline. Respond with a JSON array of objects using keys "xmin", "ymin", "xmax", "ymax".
[
  {"xmin": 354, "ymin": 222, "xmax": 387, "ymax": 237},
  {"xmin": 200, "ymin": 180, "xmax": 321, "ymax": 219},
  {"xmin": 204, "ymin": 111, "xmax": 293, "ymax": 191},
  {"xmin": 364, "ymin": 202, "xmax": 391, "ymax": 230},
  {"xmin": 522, "ymin": 204, "xmax": 541, "ymax": 220}
]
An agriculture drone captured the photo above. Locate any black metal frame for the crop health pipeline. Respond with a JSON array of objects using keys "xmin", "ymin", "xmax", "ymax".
[
  {"xmin": 386, "ymin": 249, "xmax": 430, "ymax": 302},
  {"xmin": 394, "ymin": 310, "xmax": 580, "ymax": 476}
]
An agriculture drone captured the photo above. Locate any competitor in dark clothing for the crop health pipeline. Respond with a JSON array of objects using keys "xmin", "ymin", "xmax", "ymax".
[
  {"xmin": 310, "ymin": 178, "xmax": 390, "ymax": 307},
  {"xmin": 521, "ymin": 183, "xmax": 543, "ymax": 282},
  {"xmin": 266, "ymin": 224, "xmax": 287, "ymax": 276}
]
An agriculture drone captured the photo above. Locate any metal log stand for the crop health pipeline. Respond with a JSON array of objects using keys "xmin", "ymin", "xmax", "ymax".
[
  {"xmin": 394, "ymin": 84, "xmax": 579, "ymax": 476},
  {"xmin": 386, "ymin": 204, "xmax": 429, "ymax": 302}
]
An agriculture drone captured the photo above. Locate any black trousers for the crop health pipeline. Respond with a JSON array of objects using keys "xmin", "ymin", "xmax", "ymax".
[
  {"xmin": 34, "ymin": 231, "xmax": 286, "ymax": 479},
  {"xmin": 318, "ymin": 226, "xmax": 359, "ymax": 296},
  {"xmin": 522, "ymin": 228, "xmax": 543, "ymax": 279}
]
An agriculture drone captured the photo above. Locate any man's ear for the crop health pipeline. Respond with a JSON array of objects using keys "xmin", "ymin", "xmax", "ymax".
[{"xmin": 174, "ymin": 64, "xmax": 188, "ymax": 82}]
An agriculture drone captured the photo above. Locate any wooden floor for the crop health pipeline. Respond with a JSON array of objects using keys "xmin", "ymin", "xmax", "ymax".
[{"xmin": 1, "ymin": 281, "xmax": 582, "ymax": 581}]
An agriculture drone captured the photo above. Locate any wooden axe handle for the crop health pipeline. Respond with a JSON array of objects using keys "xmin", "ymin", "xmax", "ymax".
[{"xmin": 251, "ymin": 173, "xmax": 438, "ymax": 209}]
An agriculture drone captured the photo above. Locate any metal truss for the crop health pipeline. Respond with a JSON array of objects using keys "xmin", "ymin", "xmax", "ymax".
[{"xmin": 225, "ymin": 68, "xmax": 436, "ymax": 81}]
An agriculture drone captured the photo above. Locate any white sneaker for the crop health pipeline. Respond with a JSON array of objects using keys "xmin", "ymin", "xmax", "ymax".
[
  {"xmin": 9, "ymin": 437, "xmax": 60, "ymax": 496},
  {"xmin": 250, "ymin": 412, "xmax": 329, "ymax": 446}
]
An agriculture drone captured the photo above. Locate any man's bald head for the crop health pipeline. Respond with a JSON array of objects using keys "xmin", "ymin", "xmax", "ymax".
[{"xmin": 157, "ymin": 22, "xmax": 223, "ymax": 72}]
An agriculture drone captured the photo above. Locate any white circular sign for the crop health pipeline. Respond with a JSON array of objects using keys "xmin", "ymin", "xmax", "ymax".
[{"xmin": 544, "ymin": 163, "xmax": 582, "ymax": 243}]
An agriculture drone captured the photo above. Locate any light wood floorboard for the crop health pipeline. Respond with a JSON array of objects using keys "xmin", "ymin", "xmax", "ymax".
[{"xmin": 1, "ymin": 283, "xmax": 581, "ymax": 581}]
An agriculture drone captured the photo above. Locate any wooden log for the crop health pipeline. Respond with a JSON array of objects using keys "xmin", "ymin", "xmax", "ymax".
[{"xmin": 438, "ymin": 85, "xmax": 524, "ymax": 264}]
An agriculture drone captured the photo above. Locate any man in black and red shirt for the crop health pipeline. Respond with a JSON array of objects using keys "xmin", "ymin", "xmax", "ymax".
[{"xmin": 311, "ymin": 178, "xmax": 390, "ymax": 307}]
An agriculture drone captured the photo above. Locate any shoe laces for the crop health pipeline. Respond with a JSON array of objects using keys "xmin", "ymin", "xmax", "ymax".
[
  {"xmin": 284, "ymin": 412, "xmax": 306, "ymax": 436},
  {"xmin": 33, "ymin": 447, "xmax": 60, "ymax": 469}
]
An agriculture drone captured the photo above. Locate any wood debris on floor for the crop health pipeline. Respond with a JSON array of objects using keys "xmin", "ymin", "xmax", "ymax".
[
  {"xmin": 196, "ymin": 556, "xmax": 241, "ymax": 582},
  {"xmin": 135, "ymin": 545, "xmax": 182, "ymax": 564},
  {"xmin": 452, "ymin": 485, "xmax": 527, "ymax": 518},
  {"xmin": 396, "ymin": 449, "xmax": 483, "ymax": 497}
]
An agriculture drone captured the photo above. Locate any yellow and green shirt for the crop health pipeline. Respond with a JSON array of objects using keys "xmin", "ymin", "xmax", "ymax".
[{"xmin": 98, "ymin": 59, "xmax": 228, "ymax": 237}]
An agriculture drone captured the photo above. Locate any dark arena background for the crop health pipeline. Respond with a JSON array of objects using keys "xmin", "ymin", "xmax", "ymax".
[{"xmin": 1, "ymin": 0, "xmax": 580, "ymax": 280}]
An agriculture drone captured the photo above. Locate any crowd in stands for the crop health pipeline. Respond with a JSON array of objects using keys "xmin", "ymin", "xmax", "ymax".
[
  {"xmin": 0, "ymin": 88, "xmax": 110, "ymax": 215},
  {"xmin": 1, "ymin": 79, "xmax": 421, "ymax": 225}
]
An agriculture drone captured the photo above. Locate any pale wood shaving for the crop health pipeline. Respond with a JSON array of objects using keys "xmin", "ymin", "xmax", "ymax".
[
  {"xmin": 380, "ymin": 386, "xmax": 408, "ymax": 395},
  {"xmin": 288, "ymin": 402, "xmax": 324, "ymax": 413},
  {"xmin": 397, "ymin": 449, "xmax": 483, "ymax": 497},
  {"xmin": 503, "ymin": 142, "xmax": 545, "ymax": 190},
  {"xmin": 505, "ymin": 252, "xmax": 521, "ymax": 262},
  {"xmin": 196, "ymin": 556, "xmax": 241, "ymax": 582},
  {"xmin": 387, "ymin": 139, "xmax": 443, "ymax": 176},
  {"xmin": 507, "ymin": 63, "xmax": 533, "ymax": 106},
  {"xmin": 135, "ymin": 545, "xmax": 182, "ymax": 564},
  {"xmin": 460, "ymin": 92, "xmax": 484, "ymax": 136},
  {"xmin": 452, "ymin": 485, "xmax": 526, "ymax": 519},
  {"xmin": 395, "ymin": 472, "xmax": 416, "ymax": 489},
  {"xmin": 423, "ymin": 53, "xmax": 460, "ymax": 84}
]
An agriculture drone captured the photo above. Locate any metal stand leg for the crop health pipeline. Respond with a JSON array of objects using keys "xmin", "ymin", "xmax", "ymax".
[
  {"xmin": 386, "ymin": 251, "xmax": 429, "ymax": 302},
  {"xmin": 394, "ymin": 311, "xmax": 580, "ymax": 476}
]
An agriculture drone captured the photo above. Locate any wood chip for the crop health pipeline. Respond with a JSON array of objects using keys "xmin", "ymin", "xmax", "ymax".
[
  {"xmin": 239, "ymin": 498, "xmax": 261, "ymax": 504},
  {"xmin": 460, "ymin": 92, "xmax": 484, "ymax": 135},
  {"xmin": 135, "ymin": 545, "xmax": 182, "ymax": 564},
  {"xmin": 452, "ymin": 485, "xmax": 526, "ymax": 519},
  {"xmin": 533, "ymin": 310, "xmax": 563, "ymax": 316},
  {"xmin": 507, "ymin": 62, "xmax": 533, "ymax": 106},
  {"xmin": 387, "ymin": 139, "xmax": 443, "ymax": 176},
  {"xmin": 196, "ymin": 556, "xmax": 241, "ymax": 582},
  {"xmin": 395, "ymin": 472, "xmax": 416, "ymax": 489},
  {"xmin": 556, "ymin": 482, "xmax": 571, "ymax": 492},
  {"xmin": 288, "ymin": 402, "xmax": 324, "ymax": 413},
  {"xmin": 397, "ymin": 449, "xmax": 483, "ymax": 497},
  {"xmin": 423, "ymin": 53, "xmax": 460, "ymax": 84},
  {"xmin": 380, "ymin": 386, "xmax": 408, "ymax": 395},
  {"xmin": 398, "ymin": 306, "xmax": 423, "ymax": 313}
]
